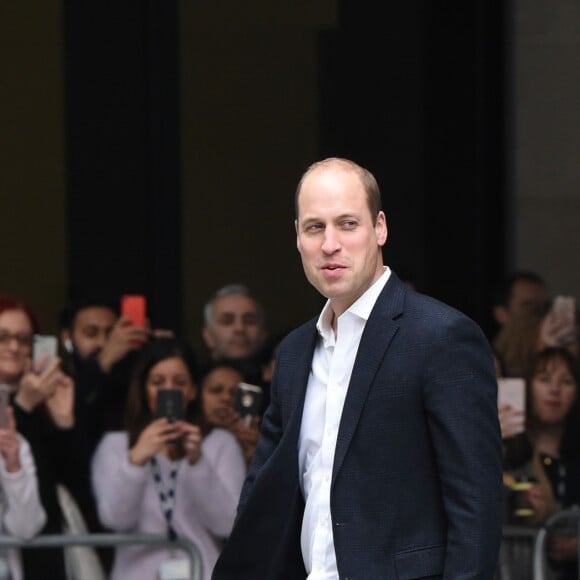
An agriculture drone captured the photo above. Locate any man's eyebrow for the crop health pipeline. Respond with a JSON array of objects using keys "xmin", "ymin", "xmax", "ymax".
[{"xmin": 300, "ymin": 213, "xmax": 359, "ymax": 223}]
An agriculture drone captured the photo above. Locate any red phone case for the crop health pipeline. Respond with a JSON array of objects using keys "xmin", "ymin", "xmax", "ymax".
[{"xmin": 121, "ymin": 295, "xmax": 146, "ymax": 327}]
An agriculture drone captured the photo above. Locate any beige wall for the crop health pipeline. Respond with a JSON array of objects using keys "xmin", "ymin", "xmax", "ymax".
[
  {"xmin": 511, "ymin": 1, "xmax": 580, "ymax": 300},
  {"xmin": 180, "ymin": 1, "xmax": 338, "ymax": 355},
  {"xmin": 0, "ymin": 2, "xmax": 66, "ymax": 333}
]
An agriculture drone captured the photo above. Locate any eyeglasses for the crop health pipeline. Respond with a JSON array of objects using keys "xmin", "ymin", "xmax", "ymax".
[{"xmin": 0, "ymin": 331, "xmax": 33, "ymax": 347}]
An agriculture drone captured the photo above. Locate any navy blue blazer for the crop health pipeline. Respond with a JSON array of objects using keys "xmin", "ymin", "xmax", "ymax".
[{"xmin": 212, "ymin": 273, "xmax": 504, "ymax": 580}]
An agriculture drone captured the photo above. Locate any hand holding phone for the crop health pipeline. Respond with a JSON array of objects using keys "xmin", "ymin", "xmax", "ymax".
[
  {"xmin": 497, "ymin": 377, "xmax": 526, "ymax": 438},
  {"xmin": 33, "ymin": 335, "xmax": 58, "ymax": 374},
  {"xmin": 234, "ymin": 383, "xmax": 263, "ymax": 418},
  {"xmin": 121, "ymin": 294, "xmax": 147, "ymax": 327},
  {"xmin": 552, "ymin": 295, "xmax": 576, "ymax": 324},
  {"xmin": 155, "ymin": 389, "xmax": 185, "ymax": 421},
  {"xmin": 541, "ymin": 295, "xmax": 577, "ymax": 348}
]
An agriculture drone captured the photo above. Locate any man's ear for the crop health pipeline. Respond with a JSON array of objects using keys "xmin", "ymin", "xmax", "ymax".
[
  {"xmin": 295, "ymin": 219, "xmax": 303, "ymax": 255},
  {"xmin": 202, "ymin": 326, "xmax": 215, "ymax": 350},
  {"xmin": 376, "ymin": 211, "xmax": 388, "ymax": 246},
  {"xmin": 493, "ymin": 305, "xmax": 508, "ymax": 326},
  {"xmin": 60, "ymin": 329, "xmax": 74, "ymax": 353}
]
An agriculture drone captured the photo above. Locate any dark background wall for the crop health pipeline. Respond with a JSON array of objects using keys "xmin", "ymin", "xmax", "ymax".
[
  {"xmin": 2, "ymin": 0, "xmax": 508, "ymax": 351},
  {"xmin": 0, "ymin": 2, "xmax": 67, "ymax": 329}
]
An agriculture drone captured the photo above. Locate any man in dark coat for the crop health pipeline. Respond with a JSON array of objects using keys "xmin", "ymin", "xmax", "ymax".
[{"xmin": 213, "ymin": 157, "xmax": 503, "ymax": 580}]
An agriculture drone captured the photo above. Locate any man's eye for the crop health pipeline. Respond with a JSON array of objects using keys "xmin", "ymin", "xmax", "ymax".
[
  {"xmin": 341, "ymin": 220, "xmax": 357, "ymax": 229},
  {"xmin": 305, "ymin": 224, "xmax": 323, "ymax": 233},
  {"xmin": 242, "ymin": 314, "xmax": 258, "ymax": 325}
]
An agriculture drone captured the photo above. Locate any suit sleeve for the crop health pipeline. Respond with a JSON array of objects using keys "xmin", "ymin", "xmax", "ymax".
[{"xmin": 423, "ymin": 315, "xmax": 503, "ymax": 579}]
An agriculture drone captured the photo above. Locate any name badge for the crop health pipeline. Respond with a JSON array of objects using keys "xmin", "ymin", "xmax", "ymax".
[{"xmin": 159, "ymin": 557, "xmax": 191, "ymax": 580}]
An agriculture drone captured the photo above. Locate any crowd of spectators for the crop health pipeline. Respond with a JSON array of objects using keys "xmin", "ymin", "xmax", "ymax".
[
  {"xmin": 0, "ymin": 272, "xmax": 578, "ymax": 579},
  {"xmin": 492, "ymin": 271, "xmax": 580, "ymax": 579},
  {"xmin": 0, "ymin": 284, "xmax": 273, "ymax": 579}
]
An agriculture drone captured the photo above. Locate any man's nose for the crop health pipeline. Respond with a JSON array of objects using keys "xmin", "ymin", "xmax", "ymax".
[
  {"xmin": 95, "ymin": 333, "xmax": 108, "ymax": 350},
  {"xmin": 223, "ymin": 390, "xmax": 236, "ymax": 404},
  {"xmin": 321, "ymin": 228, "xmax": 341, "ymax": 254},
  {"xmin": 232, "ymin": 317, "xmax": 246, "ymax": 333}
]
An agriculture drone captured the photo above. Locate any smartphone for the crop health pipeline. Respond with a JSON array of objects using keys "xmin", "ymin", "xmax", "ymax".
[
  {"xmin": 33, "ymin": 334, "xmax": 58, "ymax": 373},
  {"xmin": 234, "ymin": 383, "xmax": 263, "ymax": 417},
  {"xmin": 552, "ymin": 295, "xmax": 576, "ymax": 325},
  {"xmin": 0, "ymin": 384, "xmax": 10, "ymax": 428},
  {"xmin": 155, "ymin": 389, "xmax": 185, "ymax": 421},
  {"xmin": 121, "ymin": 294, "xmax": 147, "ymax": 327},
  {"xmin": 497, "ymin": 378, "xmax": 526, "ymax": 435}
]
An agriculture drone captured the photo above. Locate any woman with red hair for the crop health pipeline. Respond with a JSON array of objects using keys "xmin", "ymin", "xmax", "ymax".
[{"xmin": 0, "ymin": 295, "xmax": 91, "ymax": 579}]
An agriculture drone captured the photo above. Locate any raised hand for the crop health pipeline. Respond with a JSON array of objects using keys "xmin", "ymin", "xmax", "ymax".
[
  {"xmin": 0, "ymin": 407, "xmax": 21, "ymax": 473},
  {"xmin": 175, "ymin": 421, "xmax": 203, "ymax": 465},
  {"xmin": 128, "ymin": 418, "xmax": 181, "ymax": 466},
  {"xmin": 98, "ymin": 316, "xmax": 150, "ymax": 373},
  {"xmin": 498, "ymin": 403, "xmax": 525, "ymax": 440},
  {"xmin": 45, "ymin": 374, "xmax": 75, "ymax": 428},
  {"xmin": 539, "ymin": 308, "xmax": 577, "ymax": 349},
  {"xmin": 229, "ymin": 415, "xmax": 261, "ymax": 463},
  {"xmin": 16, "ymin": 358, "xmax": 65, "ymax": 412},
  {"xmin": 526, "ymin": 482, "xmax": 556, "ymax": 524}
]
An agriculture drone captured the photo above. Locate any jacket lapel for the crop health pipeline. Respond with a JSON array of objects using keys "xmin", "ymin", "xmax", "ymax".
[
  {"xmin": 332, "ymin": 274, "xmax": 405, "ymax": 484},
  {"xmin": 280, "ymin": 320, "xmax": 318, "ymax": 443}
]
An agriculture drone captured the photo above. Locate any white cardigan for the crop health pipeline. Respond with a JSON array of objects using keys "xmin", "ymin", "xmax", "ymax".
[
  {"xmin": 92, "ymin": 428, "xmax": 246, "ymax": 580},
  {"xmin": 0, "ymin": 434, "xmax": 47, "ymax": 580}
]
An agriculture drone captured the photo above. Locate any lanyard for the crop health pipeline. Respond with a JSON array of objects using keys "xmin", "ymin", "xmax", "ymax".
[{"xmin": 150, "ymin": 455, "xmax": 181, "ymax": 540}]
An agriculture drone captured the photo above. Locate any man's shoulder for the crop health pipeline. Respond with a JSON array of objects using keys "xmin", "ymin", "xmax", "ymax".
[
  {"xmin": 381, "ymin": 286, "xmax": 487, "ymax": 344},
  {"xmin": 280, "ymin": 316, "xmax": 318, "ymax": 345},
  {"xmin": 273, "ymin": 317, "xmax": 318, "ymax": 365},
  {"xmin": 404, "ymin": 289, "xmax": 462, "ymax": 315},
  {"xmin": 401, "ymin": 288, "xmax": 475, "ymax": 324}
]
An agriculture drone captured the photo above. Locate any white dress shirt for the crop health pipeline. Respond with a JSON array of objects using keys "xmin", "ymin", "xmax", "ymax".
[{"xmin": 298, "ymin": 267, "xmax": 391, "ymax": 579}]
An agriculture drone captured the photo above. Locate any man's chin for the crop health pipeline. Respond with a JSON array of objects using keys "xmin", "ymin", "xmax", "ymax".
[
  {"xmin": 82, "ymin": 348, "xmax": 103, "ymax": 362},
  {"xmin": 222, "ymin": 345, "xmax": 253, "ymax": 359}
]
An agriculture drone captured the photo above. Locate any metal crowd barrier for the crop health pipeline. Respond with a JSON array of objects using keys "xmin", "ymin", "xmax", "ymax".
[
  {"xmin": 0, "ymin": 532, "xmax": 203, "ymax": 580},
  {"xmin": 532, "ymin": 506, "xmax": 580, "ymax": 580},
  {"xmin": 500, "ymin": 507, "xmax": 580, "ymax": 580},
  {"xmin": 498, "ymin": 525, "xmax": 540, "ymax": 580}
]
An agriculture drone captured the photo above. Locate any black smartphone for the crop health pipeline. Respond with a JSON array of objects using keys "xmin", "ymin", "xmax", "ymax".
[
  {"xmin": 234, "ymin": 383, "xmax": 263, "ymax": 417},
  {"xmin": 155, "ymin": 389, "xmax": 185, "ymax": 421}
]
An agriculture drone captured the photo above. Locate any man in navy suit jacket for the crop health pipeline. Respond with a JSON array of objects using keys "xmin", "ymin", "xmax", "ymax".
[{"xmin": 212, "ymin": 158, "xmax": 503, "ymax": 579}]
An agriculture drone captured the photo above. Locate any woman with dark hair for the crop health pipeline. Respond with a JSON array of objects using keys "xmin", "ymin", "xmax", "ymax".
[
  {"xmin": 91, "ymin": 337, "xmax": 245, "ymax": 580},
  {"xmin": 502, "ymin": 347, "xmax": 580, "ymax": 579},
  {"xmin": 524, "ymin": 347, "xmax": 580, "ymax": 509},
  {"xmin": 197, "ymin": 359, "xmax": 262, "ymax": 464}
]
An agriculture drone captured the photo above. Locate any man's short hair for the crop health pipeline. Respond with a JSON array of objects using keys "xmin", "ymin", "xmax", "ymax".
[
  {"xmin": 493, "ymin": 270, "xmax": 546, "ymax": 307},
  {"xmin": 59, "ymin": 294, "xmax": 119, "ymax": 331},
  {"xmin": 203, "ymin": 284, "xmax": 264, "ymax": 327},
  {"xmin": 294, "ymin": 157, "xmax": 382, "ymax": 222}
]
